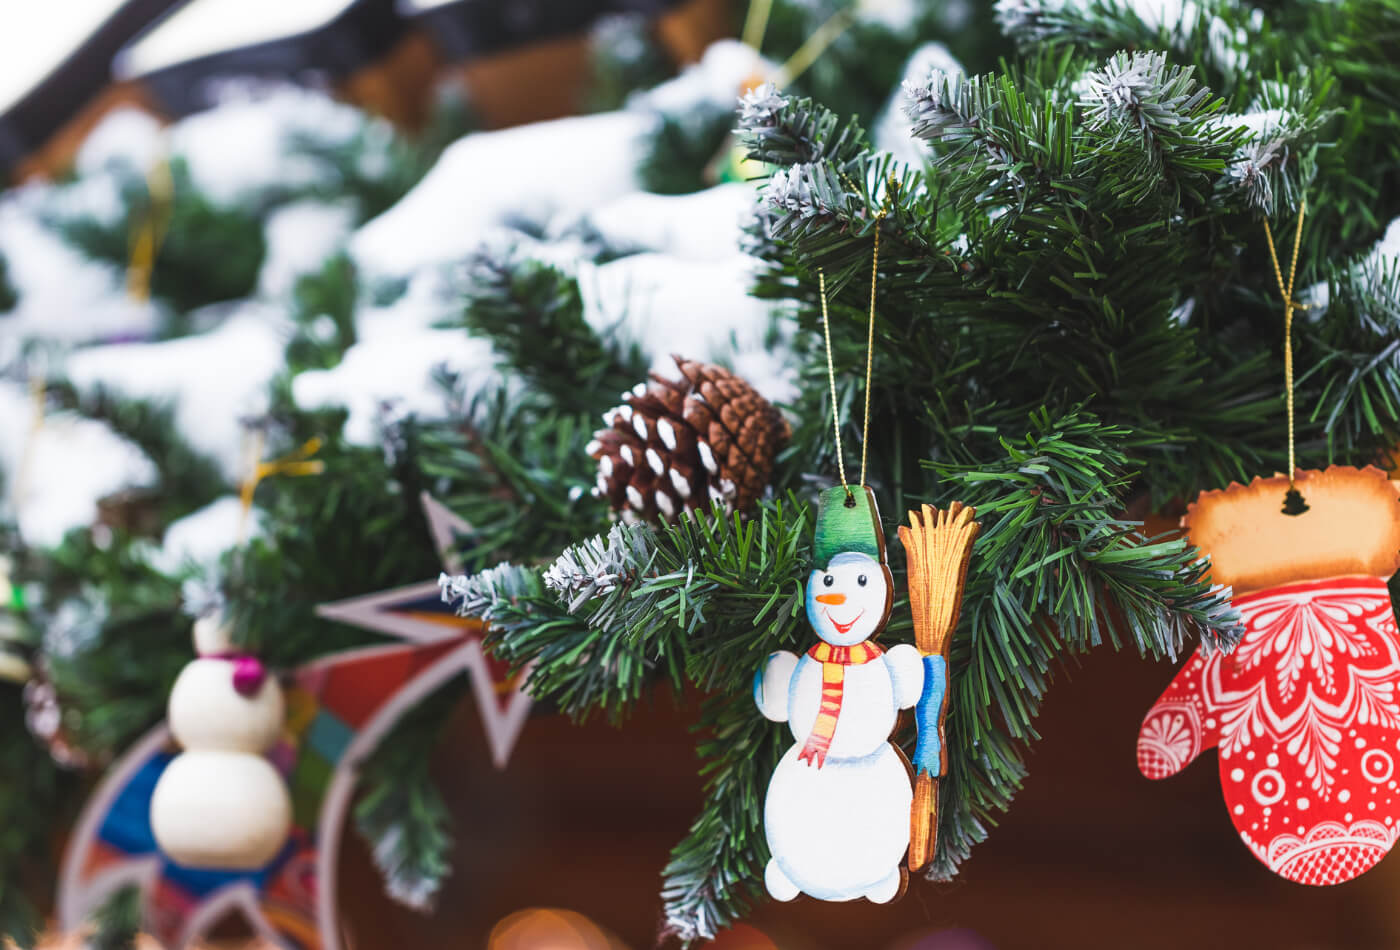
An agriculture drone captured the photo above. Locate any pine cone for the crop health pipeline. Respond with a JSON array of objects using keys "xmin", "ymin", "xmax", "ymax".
[{"xmin": 588, "ymin": 356, "xmax": 790, "ymax": 522}]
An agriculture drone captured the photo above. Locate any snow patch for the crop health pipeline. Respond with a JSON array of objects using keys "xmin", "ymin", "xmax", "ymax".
[
  {"xmin": 292, "ymin": 330, "xmax": 500, "ymax": 445},
  {"xmin": 857, "ymin": 0, "xmax": 923, "ymax": 31},
  {"xmin": 75, "ymin": 108, "xmax": 166, "ymax": 176},
  {"xmin": 0, "ymin": 199, "xmax": 162, "ymax": 355},
  {"xmin": 170, "ymin": 85, "xmax": 366, "ymax": 204},
  {"xmin": 63, "ymin": 310, "xmax": 286, "ymax": 480},
  {"xmin": 258, "ymin": 200, "xmax": 356, "ymax": 298},
  {"xmin": 351, "ymin": 110, "xmax": 646, "ymax": 276},
  {"xmin": 0, "ymin": 382, "xmax": 156, "ymax": 548},
  {"xmin": 560, "ymin": 184, "xmax": 756, "ymax": 261},
  {"xmin": 633, "ymin": 40, "xmax": 764, "ymax": 114},
  {"xmin": 578, "ymin": 252, "xmax": 793, "ymax": 396},
  {"xmin": 149, "ymin": 495, "xmax": 262, "ymax": 576}
]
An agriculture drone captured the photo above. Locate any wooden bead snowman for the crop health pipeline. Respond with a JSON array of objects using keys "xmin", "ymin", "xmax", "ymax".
[
  {"xmin": 754, "ymin": 486, "xmax": 923, "ymax": 903},
  {"xmin": 149, "ymin": 613, "xmax": 292, "ymax": 869}
]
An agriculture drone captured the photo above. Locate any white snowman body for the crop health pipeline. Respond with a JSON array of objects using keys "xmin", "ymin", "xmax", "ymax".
[
  {"xmin": 756, "ymin": 551, "xmax": 923, "ymax": 903},
  {"xmin": 150, "ymin": 617, "xmax": 292, "ymax": 870}
]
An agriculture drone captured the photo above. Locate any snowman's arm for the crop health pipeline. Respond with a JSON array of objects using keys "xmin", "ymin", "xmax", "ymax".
[
  {"xmin": 884, "ymin": 643, "xmax": 925, "ymax": 709},
  {"xmin": 753, "ymin": 650, "xmax": 799, "ymax": 722}
]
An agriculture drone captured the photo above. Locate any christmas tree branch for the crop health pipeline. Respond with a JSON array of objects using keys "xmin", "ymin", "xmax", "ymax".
[
  {"xmin": 452, "ymin": 247, "xmax": 645, "ymax": 416},
  {"xmin": 353, "ymin": 683, "xmax": 461, "ymax": 912},
  {"xmin": 925, "ymin": 409, "xmax": 1240, "ymax": 877}
]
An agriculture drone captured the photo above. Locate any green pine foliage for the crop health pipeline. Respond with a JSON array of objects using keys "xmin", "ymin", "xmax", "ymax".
[
  {"xmin": 0, "ymin": 251, "xmax": 16, "ymax": 313},
  {"xmin": 637, "ymin": 102, "xmax": 737, "ymax": 195},
  {"xmin": 925, "ymin": 411, "xmax": 1237, "ymax": 875},
  {"xmin": 636, "ymin": 0, "xmax": 1004, "ymax": 196},
  {"xmin": 447, "ymin": 1, "xmax": 1400, "ymax": 940},
  {"xmin": 586, "ymin": 13, "xmax": 676, "ymax": 113},
  {"xmin": 221, "ymin": 412, "xmax": 443, "ymax": 667},
  {"xmin": 285, "ymin": 253, "xmax": 359, "ymax": 372},
  {"xmin": 40, "ymin": 532, "xmax": 190, "ymax": 759},
  {"xmin": 51, "ymin": 157, "xmax": 267, "ymax": 321},
  {"xmin": 44, "ymin": 380, "xmax": 230, "ymax": 526},
  {"xmin": 84, "ymin": 886, "xmax": 142, "ymax": 950},
  {"xmin": 353, "ymin": 685, "xmax": 461, "ymax": 912},
  {"xmin": 0, "ymin": 682, "xmax": 73, "ymax": 948},
  {"xmin": 452, "ymin": 248, "xmax": 646, "ymax": 414}
]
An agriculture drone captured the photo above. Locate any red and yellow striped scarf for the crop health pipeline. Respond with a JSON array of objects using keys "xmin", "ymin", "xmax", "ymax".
[{"xmin": 798, "ymin": 640, "xmax": 885, "ymax": 768}]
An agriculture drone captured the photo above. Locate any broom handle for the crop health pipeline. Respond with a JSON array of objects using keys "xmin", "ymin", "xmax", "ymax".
[{"xmin": 909, "ymin": 772, "xmax": 937, "ymax": 870}]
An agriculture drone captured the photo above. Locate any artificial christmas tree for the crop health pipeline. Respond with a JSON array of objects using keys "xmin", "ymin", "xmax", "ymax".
[{"xmin": 3, "ymin": 0, "xmax": 1400, "ymax": 946}]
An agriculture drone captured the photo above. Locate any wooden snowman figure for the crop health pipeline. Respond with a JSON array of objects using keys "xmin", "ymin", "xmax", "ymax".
[
  {"xmin": 150, "ymin": 613, "xmax": 292, "ymax": 869},
  {"xmin": 755, "ymin": 486, "xmax": 923, "ymax": 903}
]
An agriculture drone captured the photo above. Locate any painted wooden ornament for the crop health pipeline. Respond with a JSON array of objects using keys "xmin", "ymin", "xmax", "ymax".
[
  {"xmin": 149, "ymin": 614, "xmax": 292, "ymax": 870},
  {"xmin": 755, "ymin": 485, "xmax": 923, "ymax": 903},
  {"xmin": 899, "ymin": 503, "xmax": 980, "ymax": 872},
  {"xmin": 1137, "ymin": 466, "xmax": 1400, "ymax": 885}
]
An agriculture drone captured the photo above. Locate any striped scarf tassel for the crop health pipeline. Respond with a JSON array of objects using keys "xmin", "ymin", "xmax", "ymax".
[{"xmin": 798, "ymin": 641, "xmax": 883, "ymax": 768}]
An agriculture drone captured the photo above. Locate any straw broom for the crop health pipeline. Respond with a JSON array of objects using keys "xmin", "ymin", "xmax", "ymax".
[{"xmin": 899, "ymin": 502, "xmax": 980, "ymax": 872}]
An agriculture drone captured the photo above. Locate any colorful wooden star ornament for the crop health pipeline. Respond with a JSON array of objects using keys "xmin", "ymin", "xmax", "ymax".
[
  {"xmin": 56, "ymin": 493, "xmax": 532, "ymax": 947},
  {"xmin": 314, "ymin": 491, "xmax": 532, "ymax": 768},
  {"xmin": 59, "ymin": 633, "xmax": 486, "ymax": 949}
]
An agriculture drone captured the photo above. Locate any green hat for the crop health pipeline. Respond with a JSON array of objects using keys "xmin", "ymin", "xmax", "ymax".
[{"xmin": 813, "ymin": 485, "xmax": 885, "ymax": 568}]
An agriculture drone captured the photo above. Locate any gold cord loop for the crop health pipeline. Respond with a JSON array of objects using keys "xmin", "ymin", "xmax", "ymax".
[
  {"xmin": 238, "ymin": 433, "xmax": 326, "ymax": 543},
  {"xmin": 1262, "ymin": 199, "xmax": 1308, "ymax": 494},
  {"xmin": 819, "ymin": 269, "xmax": 851, "ymax": 497},
  {"xmin": 819, "ymin": 215, "xmax": 883, "ymax": 498},
  {"xmin": 859, "ymin": 220, "xmax": 881, "ymax": 488},
  {"xmin": 127, "ymin": 153, "xmax": 174, "ymax": 302}
]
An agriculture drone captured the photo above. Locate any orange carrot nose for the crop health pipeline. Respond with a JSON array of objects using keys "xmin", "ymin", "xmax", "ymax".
[{"xmin": 815, "ymin": 593, "xmax": 846, "ymax": 605}]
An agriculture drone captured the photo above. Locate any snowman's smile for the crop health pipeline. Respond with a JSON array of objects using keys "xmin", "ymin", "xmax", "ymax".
[{"xmin": 825, "ymin": 610, "xmax": 865, "ymax": 635}]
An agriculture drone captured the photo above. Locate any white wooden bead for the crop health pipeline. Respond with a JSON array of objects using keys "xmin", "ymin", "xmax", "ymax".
[
  {"xmin": 150, "ymin": 751, "xmax": 292, "ymax": 869},
  {"xmin": 167, "ymin": 659, "xmax": 284, "ymax": 753},
  {"xmin": 191, "ymin": 613, "xmax": 234, "ymax": 655}
]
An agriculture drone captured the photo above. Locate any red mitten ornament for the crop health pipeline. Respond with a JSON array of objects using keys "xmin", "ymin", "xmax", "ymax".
[{"xmin": 1138, "ymin": 466, "xmax": 1400, "ymax": 885}]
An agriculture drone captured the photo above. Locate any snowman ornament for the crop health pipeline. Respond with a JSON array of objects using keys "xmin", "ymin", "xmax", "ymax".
[
  {"xmin": 149, "ymin": 613, "xmax": 292, "ymax": 870},
  {"xmin": 755, "ymin": 486, "xmax": 923, "ymax": 903}
]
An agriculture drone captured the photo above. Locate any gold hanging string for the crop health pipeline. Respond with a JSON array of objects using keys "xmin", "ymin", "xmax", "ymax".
[
  {"xmin": 127, "ymin": 152, "xmax": 174, "ymax": 302},
  {"xmin": 818, "ymin": 228, "xmax": 882, "ymax": 496},
  {"xmin": 237, "ymin": 433, "xmax": 326, "ymax": 544},
  {"xmin": 775, "ymin": 4, "xmax": 859, "ymax": 87},
  {"xmin": 1262, "ymin": 199, "xmax": 1308, "ymax": 496},
  {"xmin": 741, "ymin": 0, "xmax": 775, "ymax": 51},
  {"xmin": 819, "ymin": 269, "xmax": 851, "ymax": 495},
  {"xmin": 856, "ymin": 221, "xmax": 879, "ymax": 489},
  {"xmin": 9, "ymin": 378, "xmax": 46, "ymax": 516}
]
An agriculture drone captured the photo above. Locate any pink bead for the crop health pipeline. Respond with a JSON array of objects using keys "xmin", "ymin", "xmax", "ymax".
[{"xmin": 231, "ymin": 656, "xmax": 268, "ymax": 697}]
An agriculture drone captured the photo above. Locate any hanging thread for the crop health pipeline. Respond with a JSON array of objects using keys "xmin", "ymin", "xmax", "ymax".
[
  {"xmin": 818, "ymin": 224, "xmax": 882, "ymax": 499},
  {"xmin": 775, "ymin": 5, "xmax": 859, "ymax": 87},
  {"xmin": 860, "ymin": 219, "xmax": 881, "ymax": 488},
  {"xmin": 237, "ymin": 432, "xmax": 326, "ymax": 544},
  {"xmin": 127, "ymin": 152, "xmax": 174, "ymax": 302},
  {"xmin": 819, "ymin": 270, "xmax": 850, "ymax": 496},
  {"xmin": 1262, "ymin": 199, "xmax": 1308, "ymax": 514},
  {"xmin": 741, "ymin": 0, "xmax": 774, "ymax": 51}
]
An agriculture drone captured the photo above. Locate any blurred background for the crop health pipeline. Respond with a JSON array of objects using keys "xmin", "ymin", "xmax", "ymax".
[{"xmin": 1, "ymin": 1, "xmax": 1393, "ymax": 948}]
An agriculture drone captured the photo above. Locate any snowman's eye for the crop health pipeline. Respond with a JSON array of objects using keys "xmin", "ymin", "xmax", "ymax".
[
  {"xmin": 857, "ymin": 574, "xmax": 868, "ymax": 587},
  {"xmin": 822, "ymin": 575, "xmax": 834, "ymax": 587}
]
